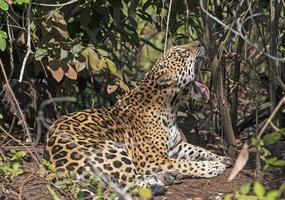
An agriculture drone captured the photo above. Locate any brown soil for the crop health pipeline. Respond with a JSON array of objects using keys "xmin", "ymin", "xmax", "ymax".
[
  {"xmin": 1, "ymin": 162, "xmax": 256, "ymax": 200},
  {"xmin": 154, "ymin": 168, "xmax": 255, "ymax": 200}
]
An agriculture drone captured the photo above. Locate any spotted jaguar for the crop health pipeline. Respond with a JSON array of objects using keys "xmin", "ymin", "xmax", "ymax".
[{"xmin": 45, "ymin": 41, "xmax": 232, "ymax": 198}]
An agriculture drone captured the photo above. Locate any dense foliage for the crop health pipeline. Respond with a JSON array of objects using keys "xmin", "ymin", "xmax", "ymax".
[{"xmin": 0, "ymin": 0, "xmax": 285, "ymax": 199}]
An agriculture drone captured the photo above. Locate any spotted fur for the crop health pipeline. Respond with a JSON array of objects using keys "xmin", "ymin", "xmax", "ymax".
[{"xmin": 45, "ymin": 41, "xmax": 231, "ymax": 196}]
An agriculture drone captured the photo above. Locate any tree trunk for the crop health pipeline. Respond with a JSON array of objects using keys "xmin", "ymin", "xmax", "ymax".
[
  {"xmin": 201, "ymin": 0, "xmax": 236, "ymax": 151},
  {"xmin": 269, "ymin": 0, "xmax": 281, "ymax": 124},
  {"xmin": 214, "ymin": 56, "xmax": 236, "ymax": 148},
  {"xmin": 231, "ymin": 37, "xmax": 244, "ymax": 135}
]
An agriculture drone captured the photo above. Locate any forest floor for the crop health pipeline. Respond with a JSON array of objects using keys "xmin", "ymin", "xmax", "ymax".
[
  {"xmin": 0, "ymin": 145, "xmax": 257, "ymax": 200},
  {"xmin": 154, "ymin": 168, "xmax": 254, "ymax": 200},
  {"xmin": 0, "ymin": 116, "xmax": 285, "ymax": 200},
  {"xmin": 1, "ymin": 134, "xmax": 284, "ymax": 200},
  {"xmin": 2, "ymin": 146, "xmax": 282, "ymax": 200}
]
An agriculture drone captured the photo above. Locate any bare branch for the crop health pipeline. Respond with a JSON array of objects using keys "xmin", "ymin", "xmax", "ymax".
[
  {"xmin": 18, "ymin": 1, "xmax": 32, "ymax": 82},
  {"xmin": 257, "ymin": 95, "xmax": 285, "ymax": 139},
  {"xmin": 6, "ymin": 17, "xmax": 15, "ymax": 80},
  {"xmin": 0, "ymin": 58, "xmax": 32, "ymax": 142},
  {"xmin": 164, "ymin": 0, "xmax": 173, "ymax": 54},
  {"xmin": 200, "ymin": 0, "xmax": 285, "ymax": 62},
  {"xmin": 32, "ymin": 0, "xmax": 78, "ymax": 7}
]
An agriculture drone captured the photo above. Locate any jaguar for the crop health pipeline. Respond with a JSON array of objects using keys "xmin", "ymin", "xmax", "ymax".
[{"xmin": 44, "ymin": 41, "xmax": 232, "ymax": 198}]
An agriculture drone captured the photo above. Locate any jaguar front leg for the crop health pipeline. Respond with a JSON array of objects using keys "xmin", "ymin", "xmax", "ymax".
[
  {"xmin": 169, "ymin": 141, "xmax": 233, "ymax": 166},
  {"xmin": 159, "ymin": 157, "xmax": 227, "ymax": 178}
]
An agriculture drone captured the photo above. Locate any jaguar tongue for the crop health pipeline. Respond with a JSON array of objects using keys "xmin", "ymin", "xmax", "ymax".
[{"xmin": 194, "ymin": 81, "xmax": 210, "ymax": 101}]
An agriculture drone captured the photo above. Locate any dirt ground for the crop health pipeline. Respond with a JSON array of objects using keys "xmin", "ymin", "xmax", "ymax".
[
  {"xmin": 1, "ymin": 160, "xmax": 256, "ymax": 200},
  {"xmin": 153, "ymin": 168, "xmax": 255, "ymax": 200}
]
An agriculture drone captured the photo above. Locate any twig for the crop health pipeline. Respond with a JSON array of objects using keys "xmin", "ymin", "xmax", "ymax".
[
  {"xmin": 32, "ymin": 0, "xmax": 78, "ymax": 7},
  {"xmin": 199, "ymin": 0, "xmax": 285, "ymax": 62},
  {"xmin": 18, "ymin": 1, "xmax": 32, "ymax": 82},
  {"xmin": 19, "ymin": 174, "xmax": 34, "ymax": 200},
  {"xmin": 6, "ymin": 17, "xmax": 15, "ymax": 80},
  {"xmin": 0, "ymin": 58, "xmax": 32, "ymax": 142},
  {"xmin": 257, "ymin": 95, "xmax": 285, "ymax": 139},
  {"xmin": 269, "ymin": 121, "xmax": 280, "ymax": 131},
  {"xmin": 164, "ymin": 0, "xmax": 173, "ymax": 54}
]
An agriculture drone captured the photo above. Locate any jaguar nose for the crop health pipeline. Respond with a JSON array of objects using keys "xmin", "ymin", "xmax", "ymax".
[{"xmin": 180, "ymin": 41, "xmax": 203, "ymax": 52}]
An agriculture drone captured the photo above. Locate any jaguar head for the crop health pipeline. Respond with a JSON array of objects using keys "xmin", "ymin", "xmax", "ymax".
[{"xmin": 154, "ymin": 41, "xmax": 205, "ymax": 90}]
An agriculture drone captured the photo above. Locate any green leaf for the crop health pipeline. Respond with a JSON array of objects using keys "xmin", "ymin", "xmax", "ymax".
[
  {"xmin": 8, "ymin": 163, "xmax": 24, "ymax": 178},
  {"xmin": 137, "ymin": 187, "xmax": 152, "ymax": 199},
  {"xmin": 224, "ymin": 194, "xmax": 232, "ymax": 200},
  {"xmin": 0, "ymin": 1, "xmax": 9, "ymax": 11},
  {"xmin": 35, "ymin": 48, "xmax": 48, "ymax": 61},
  {"xmin": 0, "ymin": 31, "xmax": 7, "ymax": 39},
  {"xmin": 240, "ymin": 183, "xmax": 252, "ymax": 195},
  {"xmin": 10, "ymin": 150, "xmax": 26, "ymax": 161},
  {"xmin": 96, "ymin": 48, "xmax": 109, "ymax": 57},
  {"xmin": 271, "ymin": 159, "xmax": 285, "ymax": 166},
  {"xmin": 14, "ymin": 0, "xmax": 30, "ymax": 5},
  {"xmin": 97, "ymin": 58, "xmax": 108, "ymax": 70},
  {"xmin": 105, "ymin": 58, "xmax": 117, "ymax": 75},
  {"xmin": 55, "ymin": 179, "xmax": 73, "ymax": 186},
  {"xmin": 47, "ymin": 185, "xmax": 61, "ymax": 200},
  {"xmin": 71, "ymin": 44, "xmax": 84, "ymax": 55},
  {"xmin": 0, "ymin": 38, "xmax": 6, "ymax": 51},
  {"xmin": 237, "ymin": 195, "xmax": 258, "ymax": 200},
  {"xmin": 263, "ymin": 132, "xmax": 281, "ymax": 146},
  {"xmin": 160, "ymin": 8, "xmax": 168, "ymax": 18},
  {"xmin": 253, "ymin": 181, "xmax": 265, "ymax": 197},
  {"xmin": 265, "ymin": 189, "xmax": 280, "ymax": 200},
  {"xmin": 60, "ymin": 48, "xmax": 69, "ymax": 60},
  {"xmin": 42, "ymin": 159, "xmax": 57, "ymax": 173},
  {"xmin": 96, "ymin": 180, "xmax": 103, "ymax": 198}
]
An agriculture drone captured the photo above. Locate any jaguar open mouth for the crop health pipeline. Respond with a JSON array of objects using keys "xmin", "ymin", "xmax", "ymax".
[{"xmin": 193, "ymin": 81, "xmax": 210, "ymax": 101}]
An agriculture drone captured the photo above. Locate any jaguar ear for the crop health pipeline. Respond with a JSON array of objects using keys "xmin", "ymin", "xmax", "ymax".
[{"xmin": 156, "ymin": 71, "xmax": 175, "ymax": 86}]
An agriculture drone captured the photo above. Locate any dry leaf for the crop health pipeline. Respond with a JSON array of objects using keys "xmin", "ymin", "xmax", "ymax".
[
  {"xmin": 65, "ymin": 64, "xmax": 78, "ymax": 80},
  {"xmin": 105, "ymin": 58, "xmax": 117, "ymax": 74},
  {"xmin": 115, "ymin": 79, "xmax": 129, "ymax": 92},
  {"xmin": 98, "ymin": 58, "xmax": 108, "ymax": 70},
  {"xmin": 16, "ymin": 31, "xmax": 26, "ymax": 45},
  {"xmin": 228, "ymin": 143, "xmax": 249, "ymax": 182},
  {"xmin": 48, "ymin": 66, "xmax": 64, "ymax": 82},
  {"xmin": 88, "ymin": 49, "xmax": 100, "ymax": 70},
  {"xmin": 107, "ymin": 84, "xmax": 118, "ymax": 94},
  {"xmin": 53, "ymin": 12, "xmax": 69, "ymax": 39}
]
